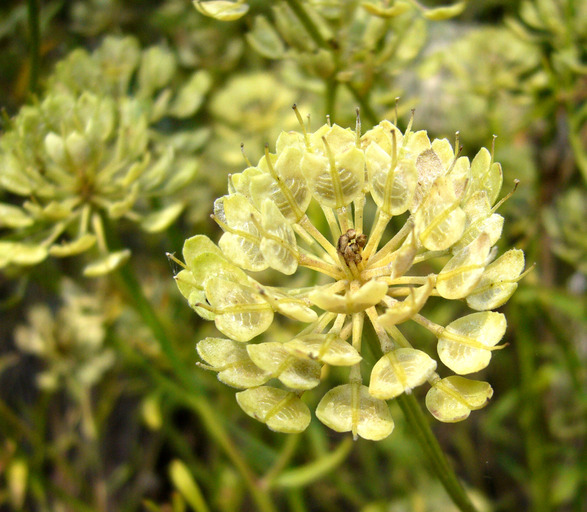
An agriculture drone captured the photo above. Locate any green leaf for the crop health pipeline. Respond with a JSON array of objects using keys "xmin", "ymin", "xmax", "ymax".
[
  {"xmin": 169, "ymin": 460, "xmax": 210, "ymax": 512},
  {"xmin": 246, "ymin": 15, "xmax": 285, "ymax": 59}
]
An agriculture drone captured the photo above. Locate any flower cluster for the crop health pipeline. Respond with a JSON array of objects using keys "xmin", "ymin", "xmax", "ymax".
[
  {"xmin": 0, "ymin": 36, "xmax": 206, "ymax": 276},
  {"xmin": 15, "ymin": 280, "xmax": 116, "ymax": 392},
  {"xmin": 174, "ymin": 111, "xmax": 527, "ymax": 440}
]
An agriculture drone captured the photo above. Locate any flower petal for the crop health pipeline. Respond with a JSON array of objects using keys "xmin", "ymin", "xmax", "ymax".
[
  {"xmin": 284, "ymin": 333, "xmax": 362, "ymax": 366},
  {"xmin": 369, "ymin": 348, "xmax": 437, "ymax": 399},
  {"xmin": 316, "ymin": 383, "xmax": 394, "ymax": 440},
  {"xmin": 426, "ymin": 376, "xmax": 493, "ymax": 422},
  {"xmin": 236, "ymin": 386, "xmax": 311, "ymax": 433},
  {"xmin": 437, "ymin": 311, "xmax": 507, "ymax": 374}
]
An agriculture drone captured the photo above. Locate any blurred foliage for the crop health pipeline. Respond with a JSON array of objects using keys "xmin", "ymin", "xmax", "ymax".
[{"xmin": 0, "ymin": 0, "xmax": 585, "ymax": 511}]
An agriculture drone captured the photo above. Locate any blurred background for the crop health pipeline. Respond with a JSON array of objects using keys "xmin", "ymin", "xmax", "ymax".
[{"xmin": 0, "ymin": 0, "xmax": 585, "ymax": 511}]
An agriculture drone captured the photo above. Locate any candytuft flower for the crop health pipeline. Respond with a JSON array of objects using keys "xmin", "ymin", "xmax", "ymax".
[{"xmin": 173, "ymin": 108, "xmax": 527, "ymax": 440}]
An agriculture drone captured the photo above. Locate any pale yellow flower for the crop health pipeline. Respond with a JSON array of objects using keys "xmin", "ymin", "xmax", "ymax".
[{"xmin": 173, "ymin": 110, "xmax": 527, "ymax": 440}]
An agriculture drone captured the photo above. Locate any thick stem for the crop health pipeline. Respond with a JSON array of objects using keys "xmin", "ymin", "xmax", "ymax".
[{"xmin": 396, "ymin": 393, "xmax": 479, "ymax": 512}]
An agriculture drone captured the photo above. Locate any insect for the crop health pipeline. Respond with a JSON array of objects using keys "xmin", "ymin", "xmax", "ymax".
[{"xmin": 337, "ymin": 228, "xmax": 367, "ymax": 265}]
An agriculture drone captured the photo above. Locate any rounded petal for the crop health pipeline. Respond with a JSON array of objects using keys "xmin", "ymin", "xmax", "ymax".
[
  {"xmin": 369, "ymin": 348, "xmax": 437, "ymax": 399},
  {"xmin": 247, "ymin": 342, "xmax": 321, "ymax": 390},
  {"xmin": 236, "ymin": 387, "xmax": 311, "ymax": 433},
  {"xmin": 379, "ymin": 276, "xmax": 434, "ymax": 326},
  {"xmin": 309, "ymin": 280, "xmax": 388, "ymax": 314},
  {"xmin": 206, "ymin": 278, "xmax": 273, "ymax": 342},
  {"xmin": 197, "ymin": 337, "xmax": 269, "ymax": 388},
  {"xmin": 284, "ymin": 333, "xmax": 362, "ymax": 366},
  {"xmin": 316, "ymin": 383, "xmax": 394, "ymax": 441},
  {"xmin": 415, "ymin": 177, "xmax": 466, "ymax": 251},
  {"xmin": 467, "ymin": 249, "xmax": 525, "ymax": 310},
  {"xmin": 436, "ymin": 233, "xmax": 492, "ymax": 299},
  {"xmin": 260, "ymin": 199, "xmax": 298, "ymax": 275},
  {"xmin": 437, "ymin": 312, "xmax": 507, "ymax": 374},
  {"xmin": 426, "ymin": 376, "xmax": 493, "ymax": 422}
]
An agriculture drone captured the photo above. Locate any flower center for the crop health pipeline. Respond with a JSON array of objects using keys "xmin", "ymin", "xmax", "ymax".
[{"xmin": 337, "ymin": 229, "xmax": 367, "ymax": 266}]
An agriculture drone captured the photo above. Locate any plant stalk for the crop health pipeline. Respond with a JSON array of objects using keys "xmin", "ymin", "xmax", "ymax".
[{"xmin": 396, "ymin": 393, "xmax": 479, "ymax": 512}]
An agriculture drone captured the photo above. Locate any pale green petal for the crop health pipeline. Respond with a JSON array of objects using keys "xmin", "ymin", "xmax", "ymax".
[
  {"xmin": 247, "ymin": 342, "xmax": 321, "ymax": 390},
  {"xmin": 365, "ymin": 142, "xmax": 416, "ymax": 216},
  {"xmin": 194, "ymin": 1, "xmax": 249, "ymax": 21},
  {"xmin": 465, "ymin": 148, "xmax": 503, "ymax": 205},
  {"xmin": 189, "ymin": 252, "xmax": 249, "ymax": 289},
  {"xmin": 412, "ymin": 148, "xmax": 444, "ymax": 211},
  {"xmin": 83, "ymin": 249, "xmax": 131, "ymax": 277},
  {"xmin": 260, "ymin": 199, "xmax": 298, "ymax": 275},
  {"xmin": 0, "ymin": 204, "xmax": 33, "ymax": 228},
  {"xmin": 206, "ymin": 278, "xmax": 273, "ymax": 342},
  {"xmin": 379, "ymin": 276, "xmax": 434, "ymax": 326},
  {"xmin": 236, "ymin": 387, "xmax": 311, "ymax": 433},
  {"xmin": 467, "ymin": 249, "xmax": 525, "ymax": 310},
  {"xmin": 426, "ymin": 376, "xmax": 493, "ymax": 422},
  {"xmin": 284, "ymin": 333, "xmax": 362, "ymax": 366},
  {"xmin": 301, "ymin": 147, "xmax": 365, "ymax": 209},
  {"xmin": 316, "ymin": 383, "xmax": 394, "ymax": 441},
  {"xmin": 49, "ymin": 234, "xmax": 97, "ymax": 257},
  {"xmin": 215, "ymin": 194, "xmax": 267, "ymax": 271},
  {"xmin": 415, "ymin": 177, "xmax": 466, "ymax": 250},
  {"xmin": 250, "ymin": 147, "xmax": 311, "ymax": 222},
  {"xmin": 369, "ymin": 348, "xmax": 437, "ymax": 399},
  {"xmin": 0, "ymin": 242, "xmax": 48, "ymax": 268},
  {"xmin": 362, "ymin": 1, "xmax": 411, "ymax": 18},
  {"xmin": 182, "ymin": 235, "xmax": 223, "ymax": 268},
  {"xmin": 140, "ymin": 203, "xmax": 184, "ymax": 233},
  {"xmin": 436, "ymin": 233, "xmax": 492, "ymax": 299},
  {"xmin": 437, "ymin": 312, "xmax": 507, "ymax": 374},
  {"xmin": 197, "ymin": 338, "xmax": 269, "ymax": 388},
  {"xmin": 423, "ymin": 2, "xmax": 466, "ymax": 20},
  {"xmin": 309, "ymin": 280, "xmax": 388, "ymax": 314}
]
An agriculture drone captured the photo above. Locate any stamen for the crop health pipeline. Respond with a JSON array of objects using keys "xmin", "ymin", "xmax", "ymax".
[
  {"xmin": 241, "ymin": 143, "xmax": 252, "ymax": 167},
  {"xmin": 491, "ymin": 179, "xmax": 519, "ymax": 213},
  {"xmin": 393, "ymin": 97, "xmax": 400, "ymax": 126},
  {"xmin": 292, "ymin": 104, "xmax": 310, "ymax": 148}
]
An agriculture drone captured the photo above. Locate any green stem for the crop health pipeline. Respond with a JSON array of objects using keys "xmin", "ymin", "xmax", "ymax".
[
  {"xmin": 513, "ymin": 303, "xmax": 550, "ymax": 512},
  {"xmin": 115, "ymin": 263, "xmax": 197, "ymax": 391},
  {"xmin": 396, "ymin": 393, "xmax": 479, "ymax": 512},
  {"xmin": 282, "ymin": 0, "xmax": 380, "ymax": 126},
  {"xmin": 283, "ymin": 0, "xmax": 330, "ymax": 50},
  {"xmin": 27, "ymin": 0, "xmax": 41, "ymax": 95},
  {"xmin": 345, "ymin": 83, "xmax": 378, "ymax": 126},
  {"xmin": 325, "ymin": 78, "xmax": 338, "ymax": 120}
]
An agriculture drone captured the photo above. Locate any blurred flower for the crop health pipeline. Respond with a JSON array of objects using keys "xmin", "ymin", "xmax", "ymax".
[
  {"xmin": 14, "ymin": 279, "xmax": 115, "ymax": 392},
  {"xmin": 543, "ymin": 188, "xmax": 587, "ymax": 274},
  {"xmin": 418, "ymin": 26, "xmax": 544, "ymax": 143},
  {"xmin": 173, "ymin": 111, "xmax": 527, "ymax": 439},
  {"xmin": 0, "ymin": 36, "xmax": 207, "ymax": 276}
]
